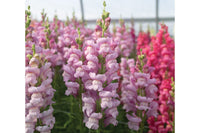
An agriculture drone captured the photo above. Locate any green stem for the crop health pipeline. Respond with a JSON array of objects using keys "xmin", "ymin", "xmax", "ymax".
[
  {"xmin": 137, "ymin": 87, "xmax": 146, "ymax": 133},
  {"xmin": 96, "ymin": 126, "xmax": 100, "ymax": 133},
  {"xmin": 70, "ymin": 96, "xmax": 74, "ymax": 129},
  {"xmin": 78, "ymin": 78, "xmax": 84, "ymax": 133},
  {"xmin": 137, "ymin": 107, "xmax": 146, "ymax": 133},
  {"xmin": 45, "ymin": 34, "xmax": 50, "ymax": 49},
  {"xmin": 102, "ymin": 30, "xmax": 105, "ymax": 37},
  {"xmin": 172, "ymin": 111, "xmax": 175, "ymax": 133},
  {"xmin": 47, "ymin": 39, "xmax": 50, "ymax": 49},
  {"xmin": 70, "ymin": 96, "xmax": 73, "ymax": 114},
  {"xmin": 102, "ymin": 20, "xmax": 105, "ymax": 37},
  {"xmin": 96, "ymin": 55, "xmax": 106, "ymax": 133},
  {"xmin": 139, "ymin": 113, "xmax": 144, "ymax": 133},
  {"xmin": 96, "ymin": 97, "xmax": 101, "ymax": 133}
]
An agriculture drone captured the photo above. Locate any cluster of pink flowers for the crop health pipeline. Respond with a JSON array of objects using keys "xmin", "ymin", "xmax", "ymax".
[
  {"xmin": 113, "ymin": 21, "xmax": 134, "ymax": 57},
  {"xmin": 82, "ymin": 37, "xmax": 120, "ymax": 129},
  {"xmin": 25, "ymin": 53, "xmax": 55, "ymax": 133},
  {"xmin": 146, "ymin": 24, "xmax": 175, "ymax": 133},
  {"xmin": 62, "ymin": 6, "xmax": 121, "ymax": 129},
  {"xmin": 147, "ymin": 78, "xmax": 174, "ymax": 133},
  {"xmin": 147, "ymin": 24, "xmax": 174, "ymax": 86},
  {"xmin": 136, "ymin": 30, "xmax": 151, "ymax": 56},
  {"xmin": 129, "ymin": 21, "xmax": 136, "ymax": 45},
  {"xmin": 120, "ymin": 56, "xmax": 158, "ymax": 131}
]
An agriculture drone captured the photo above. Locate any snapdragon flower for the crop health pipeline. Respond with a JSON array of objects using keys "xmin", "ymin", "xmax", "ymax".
[
  {"xmin": 25, "ymin": 53, "xmax": 55, "ymax": 133},
  {"xmin": 120, "ymin": 56, "xmax": 158, "ymax": 132}
]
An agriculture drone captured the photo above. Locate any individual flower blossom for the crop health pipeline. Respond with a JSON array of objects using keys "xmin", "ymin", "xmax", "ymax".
[
  {"xmin": 97, "ymin": 37, "xmax": 112, "ymax": 57},
  {"xmin": 65, "ymin": 82, "xmax": 80, "ymax": 96},
  {"xmin": 99, "ymin": 84, "xmax": 119, "ymax": 109},
  {"xmin": 146, "ymin": 101, "xmax": 159, "ymax": 118},
  {"xmin": 136, "ymin": 96, "xmax": 153, "ymax": 111},
  {"xmin": 146, "ymin": 85, "xmax": 157, "ymax": 98},
  {"xmin": 127, "ymin": 59, "xmax": 135, "ymax": 74},
  {"xmin": 82, "ymin": 91, "xmax": 97, "ymax": 116},
  {"xmin": 86, "ymin": 72, "xmax": 106, "ymax": 92},
  {"xmin": 85, "ymin": 113, "xmax": 102, "ymax": 129},
  {"xmin": 134, "ymin": 72, "xmax": 150, "ymax": 88},
  {"xmin": 126, "ymin": 113, "xmax": 142, "ymax": 131}
]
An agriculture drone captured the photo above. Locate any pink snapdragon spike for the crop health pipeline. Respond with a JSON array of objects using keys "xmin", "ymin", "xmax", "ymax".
[
  {"xmin": 120, "ymin": 58, "xmax": 137, "ymax": 113},
  {"xmin": 82, "ymin": 38, "xmax": 120, "ymax": 129},
  {"xmin": 147, "ymin": 23, "xmax": 174, "ymax": 87},
  {"xmin": 25, "ymin": 54, "xmax": 41, "ymax": 133},
  {"xmin": 80, "ymin": 40, "xmax": 102, "ymax": 130},
  {"xmin": 148, "ymin": 78, "xmax": 174, "ymax": 133},
  {"xmin": 146, "ymin": 24, "xmax": 175, "ymax": 133},
  {"xmin": 85, "ymin": 1, "xmax": 120, "ymax": 130},
  {"xmin": 63, "ymin": 1, "xmax": 120, "ymax": 130},
  {"xmin": 112, "ymin": 20, "xmax": 134, "ymax": 57},
  {"xmin": 25, "ymin": 51, "xmax": 55, "ymax": 133},
  {"xmin": 63, "ymin": 46, "xmax": 82, "ymax": 96},
  {"xmin": 96, "ymin": 37, "xmax": 120, "ymax": 127},
  {"xmin": 130, "ymin": 19, "xmax": 136, "ymax": 45},
  {"xmin": 136, "ymin": 30, "xmax": 151, "ymax": 56},
  {"xmin": 120, "ymin": 53, "xmax": 158, "ymax": 132}
]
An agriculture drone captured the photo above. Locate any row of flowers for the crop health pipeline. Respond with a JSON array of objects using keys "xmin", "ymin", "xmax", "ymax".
[{"xmin": 25, "ymin": 2, "xmax": 174, "ymax": 133}]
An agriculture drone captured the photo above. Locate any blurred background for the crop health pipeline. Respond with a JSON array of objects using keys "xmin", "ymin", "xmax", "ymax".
[{"xmin": 25, "ymin": 0, "xmax": 174, "ymax": 36}]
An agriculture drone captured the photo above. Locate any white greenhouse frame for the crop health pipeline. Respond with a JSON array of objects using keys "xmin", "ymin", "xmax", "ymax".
[{"xmin": 79, "ymin": 0, "xmax": 174, "ymax": 33}]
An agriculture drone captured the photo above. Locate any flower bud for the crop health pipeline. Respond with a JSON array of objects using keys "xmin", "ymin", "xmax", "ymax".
[
  {"xmin": 105, "ymin": 17, "xmax": 111, "ymax": 23},
  {"xmin": 102, "ymin": 14, "xmax": 106, "ymax": 20},
  {"xmin": 105, "ymin": 12, "xmax": 110, "ymax": 18},
  {"xmin": 27, "ymin": 54, "xmax": 32, "ymax": 60}
]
